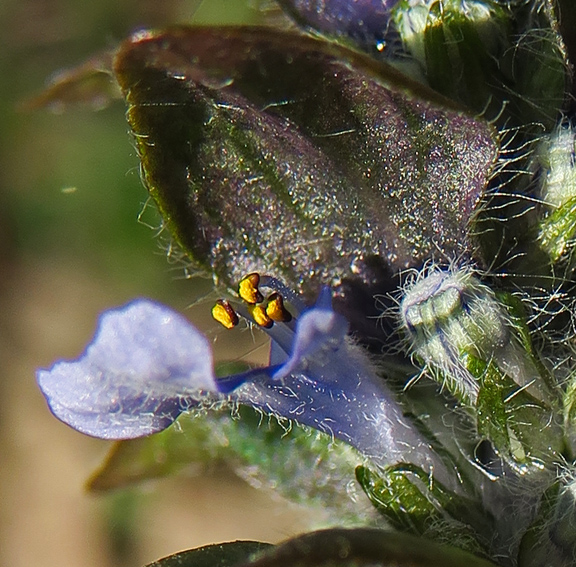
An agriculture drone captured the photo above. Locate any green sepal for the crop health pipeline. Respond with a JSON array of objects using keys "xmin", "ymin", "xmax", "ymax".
[
  {"xmin": 424, "ymin": 2, "xmax": 505, "ymax": 114},
  {"xmin": 355, "ymin": 464, "xmax": 491, "ymax": 558},
  {"xmin": 539, "ymin": 196, "xmax": 576, "ymax": 265},
  {"xmin": 510, "ymin": 22, "xmax": 569, "ymax": 130},
  {"xmin": 495, "ymin": 291, "xmax": 557, "ymax": 396},
  {"xmin": 496, "ymin": 293, "xmax": 539, "ymax": 362},
  {"xmin": 469, "ymin": 354, "xmax": 515, "ymax": 460},
  {"xmin": 356, "ymin": 464, "xmax": 436, "ymax": 534},
  {"xmin": 466, "ymin": 352, "xmax": 564, "ymax": 472},
  {"xmin": 422, "ymin": 3, "xmax": 456, "ymax": 101}
]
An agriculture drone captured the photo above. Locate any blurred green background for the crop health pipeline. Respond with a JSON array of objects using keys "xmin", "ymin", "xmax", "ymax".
[{"xmin": 0, "ymin": 1, "xmax": 313, "ymax": 566}]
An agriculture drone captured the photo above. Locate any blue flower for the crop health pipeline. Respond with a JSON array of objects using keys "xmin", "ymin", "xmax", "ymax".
[{"xmin": 37, "ymin": 286, "xmax": 452, "ymax": 485}]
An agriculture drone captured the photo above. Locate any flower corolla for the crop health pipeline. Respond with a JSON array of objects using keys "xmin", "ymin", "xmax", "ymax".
[{"xmin": 37, "ymin": 286, "xmax": 449, "ymax": 484}]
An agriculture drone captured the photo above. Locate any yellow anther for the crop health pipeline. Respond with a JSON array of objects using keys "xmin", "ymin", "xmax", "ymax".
[
  {"xmin": 238, "ymin": 273, "xmax": 264, "ymax": 304},
  {"xmin": 265, "ymin": 292, "xmax": 292, "ymax": 322},
  {"xmin": 248, "ymin": 304, "xmax": 273, "ymax": 328},
  {"xmin": 211, "ymin": 299, "xmax": 239, "ymax": 329}
]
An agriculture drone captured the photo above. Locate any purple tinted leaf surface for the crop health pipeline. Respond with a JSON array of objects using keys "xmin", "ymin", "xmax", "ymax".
[{"xmin": 113, "ymin": 26, "xmax": 497, "ymax": 301}]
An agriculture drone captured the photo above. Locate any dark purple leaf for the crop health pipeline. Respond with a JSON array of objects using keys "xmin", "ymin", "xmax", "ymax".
[{"xmin": 114, "ymin": 26, "xmax": 497, "ymax": 303}]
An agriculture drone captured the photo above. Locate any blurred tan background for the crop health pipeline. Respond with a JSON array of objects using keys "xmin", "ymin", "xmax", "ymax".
[{"xmin": 0, "ymin": 1, "xmax": 315, "ymax": 565}]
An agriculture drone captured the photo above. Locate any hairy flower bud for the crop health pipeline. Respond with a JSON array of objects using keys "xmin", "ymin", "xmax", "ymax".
[
  {"xmin": 538, "ymin": 121, "xmax": 576, "ymax": 267},
  {"xmin": 400, "ymin": 266, "xmax": 564, "ymax": 472}
]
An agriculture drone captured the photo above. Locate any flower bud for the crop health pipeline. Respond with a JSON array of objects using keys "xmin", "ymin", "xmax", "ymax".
[
  {"xmin": 400, "ymin": 266, "xmax": 563, "ymax": 472},
  {"xmin": 392, "ymin": 0, "xmax": 568, "ymax": 125},
  {"xmin": 537, "ymin": 122, "xmax": 576, "ymax": 267}
]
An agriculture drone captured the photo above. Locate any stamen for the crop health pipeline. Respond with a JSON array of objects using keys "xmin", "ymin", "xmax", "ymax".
[
  {"xmin": 237, "ymin": 273, "xmax": 295, "ymax": 328},
  {"xmin": 238, "ymin": 273, "xmax": 264, "ymax": 304},
  {"xmin": 211, "ymin": 299, "xmax": 239, "ymax": 329},
  {"xmin": 266, "ymin": 292, "xmax": 292, "ymax": 322},
  {"xmin": 248, "ymin": 304, "xmax": 273, "ymax": 328}
]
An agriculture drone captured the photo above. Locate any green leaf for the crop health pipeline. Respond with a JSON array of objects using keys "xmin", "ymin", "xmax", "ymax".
[
  {"xmin": 146, "ymin": 541, "xmax": 271, "ymax": 567},
  {"xmin": 231, "ymin": 528, "xmax": 500, "ymax": 567},
  {"xmin": 88, "ymin": 405, "xmax": 374, "ymax": 525}
]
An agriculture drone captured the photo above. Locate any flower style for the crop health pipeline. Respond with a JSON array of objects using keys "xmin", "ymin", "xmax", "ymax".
[{"xmin": 37, "ymin": 283, "xmax": 453, "ymax": 486}]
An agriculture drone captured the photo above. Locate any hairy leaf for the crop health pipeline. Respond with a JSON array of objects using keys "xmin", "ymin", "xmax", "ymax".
[{"xmin": 114, "ymin": 26, "xmax": 497, "ymax": 299}]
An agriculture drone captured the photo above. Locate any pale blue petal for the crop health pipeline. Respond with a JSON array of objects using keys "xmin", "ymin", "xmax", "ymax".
[
  {"xmin": 232, "ymin": 289, "xmax": 451, "ymax": 484},
  {"xmin": 233, "ymin": 343, "xmax": 448, "ymax": 482},
  {"xmin": 272, "ymin": 287, "xmax": 349, "ymax": 380},
  {"xmin": 37, "ymin": 299, "xmax": 218, "ymax": 439},
  {"xmin": 36, "ymin": 294, "xmax": 453, "ymax": 487}
]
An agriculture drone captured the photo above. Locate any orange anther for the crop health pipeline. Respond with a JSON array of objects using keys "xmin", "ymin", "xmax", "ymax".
[
  {"xmin": 248, "ymin": 304, "xmax": 273, "ymax": 328},
  {"xmin": 211, "ymin": 299, "xmax": 239, "ymax": 329},
  {"xmin": 265, "ymin": 293, "xmax": 292, "ymax": 322},
  {"xmin": 238, "ymin": 273, "xmax": 264, "ymax": 304}
]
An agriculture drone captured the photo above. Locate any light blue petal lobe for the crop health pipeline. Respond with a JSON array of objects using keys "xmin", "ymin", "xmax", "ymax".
[
  {"xmin": 234, "ymin": 346, "xmax": 453, "ymax": 486},
  {"xmin": 37, "ymin": 299, "xmax": 218, "ymax": 440},
  {"xmin": 273, "ymin": 289, "xmax": 349, "ymax": 380}
]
